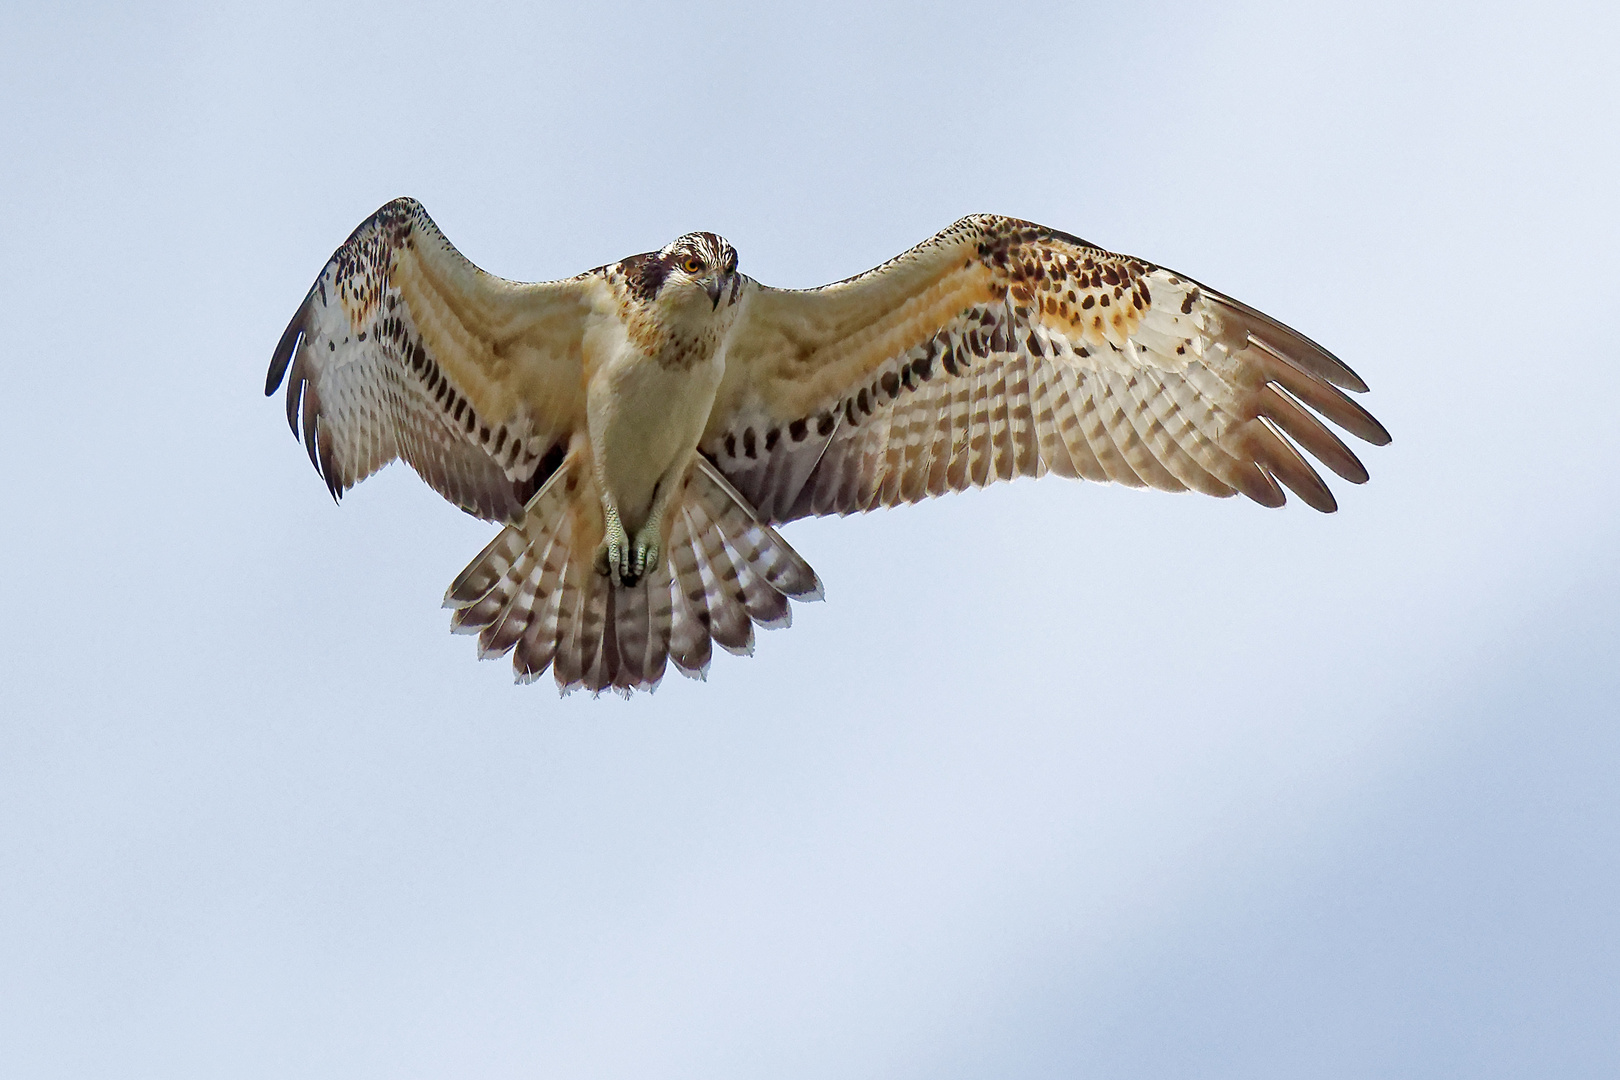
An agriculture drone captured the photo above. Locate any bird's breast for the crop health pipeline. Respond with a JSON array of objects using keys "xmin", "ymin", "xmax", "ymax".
[{"xmin": 582, "ymin": 317, "xmax": 726, "ymax": 528}]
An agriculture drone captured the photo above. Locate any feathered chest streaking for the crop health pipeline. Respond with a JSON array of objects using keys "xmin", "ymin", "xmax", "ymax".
[
  {"xmin": 579, "ymin": 266, "xmax": 737, "ymax": 526},
  {"xmin": 601, "ymin": 262, "xmax": 732, "ymax": 371}
]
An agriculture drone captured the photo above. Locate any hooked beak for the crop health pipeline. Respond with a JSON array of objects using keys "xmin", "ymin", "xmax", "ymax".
[{"xmin": 705, "ymin": 275, "xmax": 725, "ymax": 310}]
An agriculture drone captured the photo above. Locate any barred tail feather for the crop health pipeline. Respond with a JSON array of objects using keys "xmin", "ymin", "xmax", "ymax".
[
  {"xmin": 444, "ymin": 455, "xmax": 822, "ymax": 695},
  {"xmin": 666, "ymin": 509, "xmax": 716, "ymax": 679},
  {"xmin": 688, "ymin": 458, "xmax": 823, "ymax": 602},
  {"xmin": 678, "ymin": 497, "xmax": 757, "ymax": 656}
]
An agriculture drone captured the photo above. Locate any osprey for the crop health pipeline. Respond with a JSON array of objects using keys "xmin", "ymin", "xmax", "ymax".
[{"xmin": 267, "ymin": 198, "xmax": 1389, "ymax": 695}]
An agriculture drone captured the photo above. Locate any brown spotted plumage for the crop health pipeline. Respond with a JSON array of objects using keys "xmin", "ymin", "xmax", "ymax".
[
  {"xmin": 705, "ymin": 215, "xmax": 1388, "ymax": 520},
  {"xmin": 269, "ymin": 200, "xmax": 1389, "ymax": 695}
]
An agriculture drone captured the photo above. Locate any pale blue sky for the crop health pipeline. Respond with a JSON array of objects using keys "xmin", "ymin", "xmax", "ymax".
[{"xmin": 2, "ymin": 1, "xmax": 1616, "ymax": 1076}]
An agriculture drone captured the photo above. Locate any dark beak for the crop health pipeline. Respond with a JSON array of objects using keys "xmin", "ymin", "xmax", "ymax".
[{"xmin": 705, "ymin": 276, "xmax": 724, "ymax": 310}]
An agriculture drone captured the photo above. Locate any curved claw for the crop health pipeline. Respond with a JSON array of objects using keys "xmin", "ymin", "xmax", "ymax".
[
  {"xmin": 593, "ymin": 511, "xmax": 662, "ymax": 586},
  {"xmin": 596, "ymin": 507, "xmax": 631, "ymax": 582},
  {"xmin": 594, "ymin": 506, "xmax": 663, "ymax": 587},
  {"xmin": 633, "ymin": 537, "xmax": 658, "ymax": 582}
]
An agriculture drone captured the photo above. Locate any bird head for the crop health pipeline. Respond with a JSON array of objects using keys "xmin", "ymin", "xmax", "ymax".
[{"xmin": 657, "ymin": 232, "xmax": 739, "ymax": 312}]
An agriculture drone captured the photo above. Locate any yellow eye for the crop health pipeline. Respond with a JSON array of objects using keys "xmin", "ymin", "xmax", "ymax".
[{"xmin": 681, "ymin": 256, "xmax": 704, "ymax": 274}]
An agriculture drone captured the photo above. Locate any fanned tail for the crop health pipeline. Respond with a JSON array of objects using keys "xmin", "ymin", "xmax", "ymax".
[{"xmin": 444, "ymin": 455, "xmax": 822, "ymax": 696}]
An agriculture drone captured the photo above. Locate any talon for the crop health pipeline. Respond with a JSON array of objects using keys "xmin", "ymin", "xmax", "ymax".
[
  {"xmin": 597, "ymin": 505, "xmax": 663, "ymax": 587},
  {"xmin": 630, "ymin": 524, "xmax": 660, "ymax": 585},
  {"xmin": 600, "ymin": 507, "xmax": 632, "ymax": 584}
]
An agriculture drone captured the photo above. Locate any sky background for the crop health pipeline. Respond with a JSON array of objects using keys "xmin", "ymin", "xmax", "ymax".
[{"xmin": 2, "ymin": 1, "xmax": 1617, "ymax": 1076}]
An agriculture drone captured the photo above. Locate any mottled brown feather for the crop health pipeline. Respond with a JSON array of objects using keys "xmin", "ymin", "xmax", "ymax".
[
  {"xmin": 706, "ymin": 214, "xmax": 1387, "ymax": 521},
  {"xmin": 266, "ymin": 197, "xmax": 596, "ymax": 522}
]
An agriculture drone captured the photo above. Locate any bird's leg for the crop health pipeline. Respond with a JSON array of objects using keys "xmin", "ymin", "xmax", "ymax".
[
  {"xmin": 593, "ymin": 457, "xmax": 690, "ymax": 586},
  {"xmin": 626, "ymin": 521, "xmax": 659, "ymax": 586},
  {"xmin": 598, "ymin": 468, "xmax": 684, "ymax": 587},
  {"xmin": 594, "ymin": 502, "xmax": 632, "ymax": 583},
  {"xmin": 594, "ymin": 495, "xmax": 663, "ymax": 588},
  {"xmin": 626, "ymin": 472, "xmax": 682, "ymax": 586}
]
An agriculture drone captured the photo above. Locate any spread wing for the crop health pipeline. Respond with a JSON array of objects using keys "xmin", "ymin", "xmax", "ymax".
[
  {"xmin": 706, "ymin": 215, "xmax": 1390, "ymax": 522},
  {"xmin": 266, "ymin": 197, "xmax": 596, "ymax": 522}
]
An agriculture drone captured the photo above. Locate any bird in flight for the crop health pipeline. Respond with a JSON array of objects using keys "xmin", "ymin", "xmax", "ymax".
[{"xmin": 267, "ymin": 198, "xmax": 1389, "ymax": 696}]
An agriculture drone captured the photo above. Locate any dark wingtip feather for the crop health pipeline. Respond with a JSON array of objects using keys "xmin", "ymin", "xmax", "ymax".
[
  {"xmin": 1232, "ymin": 461, "xmax": 1287, "ymax": 509},
  {"xmin": 301, "ymin": 394, "xmax": 320, "ymax": 472},
  {"xmin": 1260, "ymin": 385, "xmax": 1372, "ymax": 484},
  {"xmin": 1331, "ymin": 364, "xmax": 1370, "ymax": 396},
  {"xmin": 1359, "ymin": 413, "xmax": 1393, "ymax": 447},
  {"xmin": 1247, "ymin": 418, "xmax": 1339, "ymax": 513},
  {"xmin": 266, "ymin": 293, "xmax": 311, "ymax": 396},
  {"xmin": 1249, "ymin": 346, "xmax": 1390, "ymax": 448},
  {"xmin": 283, "ymin": 360, "xmax": 304, "ymax": 436},
  {"xmin": 1208, "ymin": 291, "xmax": 1370, "ymax": 393}
]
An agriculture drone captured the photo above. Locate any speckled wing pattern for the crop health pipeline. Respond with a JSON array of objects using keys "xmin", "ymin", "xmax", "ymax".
[
  {"xmin": 266, "ymin": 197, "xmax": 595, "ymax": 522},
  {"xmin": 707, "ymin": 215, "xmax": 1390, "ymax": 521}
]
